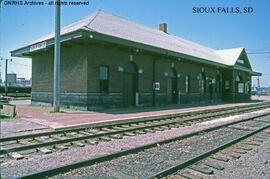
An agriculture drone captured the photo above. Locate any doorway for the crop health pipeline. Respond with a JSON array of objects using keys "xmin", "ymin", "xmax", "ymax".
[
  {"xmin": 166, "ymin": 68, "xmax": 177, "ymax": 104},
  {"xmin": 123, "ymin": 62, "xmax": 138, "ymax": 107}
]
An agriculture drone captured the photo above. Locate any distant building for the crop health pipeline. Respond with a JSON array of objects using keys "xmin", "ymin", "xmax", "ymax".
[
  {"xmin": 16, "ymin": 78, "xmax": 31, "ymax": 87},
  {"xmin": 6, "ymin": 73, "xmax": 17, "ymax": 86}
]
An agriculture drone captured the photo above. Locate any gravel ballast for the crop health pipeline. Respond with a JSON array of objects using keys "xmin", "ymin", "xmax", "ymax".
[
  {"xmin": 1, "ymin": 109, "xmax": 270, "ymax": 178},
  {"xmin": 52, "ymin": 128, "xmax": 252, "ymax": 178},
  {"xmin": 207, "ymin": 129, "xmax": 270, "ymax": 179}
]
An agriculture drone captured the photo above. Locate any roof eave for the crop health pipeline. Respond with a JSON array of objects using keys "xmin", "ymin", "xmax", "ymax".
[
  {"xmin": 232, "ymin": 65, "xmax": 261, "ymax": 76},
  {"xmin": 10, "ymin": 30, "xmax": 85, "ymax": 58},
  {"xmin": 251, "ymin": 71, "xmax": 262, "ymax": 76},
  {"xmin": 83, "ymin": 29, "xmax": 227, "ymax": 68}
]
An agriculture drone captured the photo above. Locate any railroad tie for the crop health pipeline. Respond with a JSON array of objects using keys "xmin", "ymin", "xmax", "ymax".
[
  {"xmin": 121, "ymin": 125, "xmax": 131, "ymax": 128},
  {"xmin": 50, "ymin": 135, "xmax": 64, "ymax": 140},
  {"xmin": 33, "ymin": 138, "xmax": 46, "ymax": 143},
  {"xmin": 101, "ymin": 128, "xmax": 117, "ymax": 132},
  {"xmin": 110, "ymin": 134, "xmax": 123, "ymax": 139},
  {"xmin": 85, "ymin": 139, "xmax": 98, "ymax": 145},
  {"xmin": 232, "ymin": 149, "xmax": 247, "ymax": 154},
  {"xmin": 112, "ymin": 126, "xmax": 126, "ymax": 130},
  {"xmin": 227, "ymin": 126, "xmax": 254, "ymax": 131},
  {"xmin": 178, "ymin": 170, "xmax": 203, "ymax": 179},
  {"xmin": 38, "ymin": 148, "xmax": 52, "ymax": 154},
  {"xmin": 9, "ymin": 152, "xmax": 24, "ymax": 160},
  {"xmin": 134, "ymin": 130, "xmax": 146, "ymax": 135},
  {"xmin": 78, "ymin": 131, "xmax": 92, "ymax": 135},
  {"xmin": 123, "ymin": 132, "xmax": 136, "ymax": 136},
  {"xmin": 235, "ymin": 146, "xmax": 253, "ymax": 151},
  {"xmin": 221, "ymin": 152, "xmax": 241, "ymax": 159},
  {"xmin": 210, "ymin": 155, "xmax": 230, "ymax": 162},
  {"xmin": 188, "ymin": 164, "xmax": 214, "ymax": 175},
  {"xmin": 253, "ymin": 119, "xmax": 270, "ymax": 123},
  {"xmin": 166, "ymin": 175, "xmax": 187, "ymax": 179},
  {"xmin": 99, "ymin": 136, "xmax": 112, "ymax": 141},
  {"xmin": 87, "ymin": 129, "xmax": 100, "ymax": 134},
  {"xmin": 255, "ymin": 136, "xmax": 269, "ymax": 140},
  {"xmin": 130, "ymin": 124, "xmax": 140, "ymax": 127},
  {"xmin": 54, "ymin": 145, "xmax": 68, "ymax": 150},
  {"xmin": 203, "ymin": 162, "xmax": 224, "ymax": 170},
  {"xmin": 153, "ymin": 127, "xmax": 164, "ymax": 131},
  {"xmin": 247, "ymin": 139, "xmax": 264, "ymax": 143},
  {"xmin": 72, "ymin": 141, "xmax": 85, "ymax": 147},
  {"xmin": 241, "ymin": 142, "xmax": 261, "ymax": 146},
  {"xmin": 143, "ymin": 129, "xmax": 155, "ymax": 133}
]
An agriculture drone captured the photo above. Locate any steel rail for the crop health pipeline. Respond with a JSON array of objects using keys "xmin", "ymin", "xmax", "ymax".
[
  {"xmin": 1, "ymin": 104, "xmax": 269, "ymax": 155},
  {"xmin": 146, "ymin": 123, "xmax": 270, "ymax": 178},
  {"xmin": 12, "ymin": 112, "xmax": 270, "ymax": 179},
  {"xmin": 1, "ymin": 102, "xmax": 268, "ymax": 142}
]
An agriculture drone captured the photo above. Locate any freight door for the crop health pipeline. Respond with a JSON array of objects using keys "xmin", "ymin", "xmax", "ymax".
[
  {"xmin": 123, "ymin": 61, "xmax": 138, "ymax": 107},
  {"xmin": 167, "ymin": 77, "xmax": 177, "ymax": 104},
  {"xmin": 123, "ymin": 73, "xmax": 136, "ymax": 107}
]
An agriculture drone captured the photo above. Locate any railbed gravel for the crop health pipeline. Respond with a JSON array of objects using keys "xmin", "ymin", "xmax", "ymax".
[
  {"xmin": 52, "ymin": 127, "xmax": 251, "ymax": 178},
  {"xmin": 1, "ymin": 109, "xmax": 270, "ymax": 178},
  {"xmin": 207, "ymin": 129, "xmax": 270, "ymax": 179}
]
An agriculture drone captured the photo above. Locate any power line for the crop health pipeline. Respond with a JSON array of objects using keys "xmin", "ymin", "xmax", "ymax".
[
  {"xmin": 247, "ymin": 51, "xmax": 270, "ymax": 54},
  {"xmin": 246, "ymin": 48, "xmax": 270, "ymax": 51}
]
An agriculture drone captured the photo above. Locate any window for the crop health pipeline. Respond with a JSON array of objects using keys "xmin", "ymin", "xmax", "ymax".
[
  {"xmin": 237, "ymin": 58, "xmax": 244, "ymax": 64},
  {"xmin": 238, "ymin": 83, "xmax": 244, "ymax": 93},
  {"xmin": 185, "ymin": 75, "xmax": 190, "ymax": 93},
  {"xmin": 198, "ymin": 73, "xmax": 205, "ymax": 93},
  {"xmin": 100, "ymin": 66, "xmax": 109, "ymax": 93}
]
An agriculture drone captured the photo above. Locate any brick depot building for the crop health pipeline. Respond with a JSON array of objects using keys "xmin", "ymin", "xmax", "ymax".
[{"xmin": 11, "ymin": 10, "xmax": 261, "ymax": 110}]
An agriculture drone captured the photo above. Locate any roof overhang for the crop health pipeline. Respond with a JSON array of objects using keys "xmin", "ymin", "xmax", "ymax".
[
  {"xmin": 233, "ymin": 65, "xmax": 262, "ymax": 76},
  {"xmin": 10, "ymin": 30, "xmax": 84, "ymax": 58},
  {"xmin": 83, "ymin": 29, "xmax": 227, "ymax": 68},
  {"xmin": 11, "ymin": 28, "xmax": 227, "ymax": 69}
]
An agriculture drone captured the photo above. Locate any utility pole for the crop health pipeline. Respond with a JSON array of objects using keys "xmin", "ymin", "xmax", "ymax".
[
  {"xmin": 1, "ymin": 58, "xmax": 12, "ymax": 96},
  {"xmin": 53, "ymin": 0, "xmax": 61, "ymax": 112},
  {"xmin": 5, "ymin": 59, "xmax": 8, "ymax": 96}
]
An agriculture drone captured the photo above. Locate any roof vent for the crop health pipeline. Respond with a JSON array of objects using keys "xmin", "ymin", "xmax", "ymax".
[{"xmin": 159, "ymin": 23, "xmax": 167, "ymax": 33}]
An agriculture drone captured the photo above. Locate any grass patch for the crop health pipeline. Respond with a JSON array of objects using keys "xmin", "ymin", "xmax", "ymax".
[
  {"xmin": 0, "ymin": 113, "xmax": 19, "ymax": 121},
  {"xmin": 0, "ymin": 114, "xmax": 12, "ymax": 121}
]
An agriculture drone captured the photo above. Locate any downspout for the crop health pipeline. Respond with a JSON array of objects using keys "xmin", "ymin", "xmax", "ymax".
[{"xmin": 152, "ymin": 58, "xmax": 156, "ymax": 107}]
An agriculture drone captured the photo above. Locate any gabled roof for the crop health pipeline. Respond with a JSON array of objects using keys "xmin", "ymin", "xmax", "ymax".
[
  {"xmin": 215, "ymin": 48, "xmax": 244, "ymax": 66},
  {"xmin": 11, "ymin": 10, "xmax": 255, "ymax": 71}
]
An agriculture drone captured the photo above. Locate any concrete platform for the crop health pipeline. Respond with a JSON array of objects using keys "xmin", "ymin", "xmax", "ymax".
[{"xmin": 8, "ymin": 96, "xmax": 269, "ymax": 129}]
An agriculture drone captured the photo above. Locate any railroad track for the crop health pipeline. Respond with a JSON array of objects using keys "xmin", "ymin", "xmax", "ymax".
[
  {"xmin": 148, "ymin": 121, "xmax": 270, "ymax": 179},
  {"xmin": 1, "ymin": 102, "xmax": 270, "ymax": 161},
  {"xmin": 9, "ymin": 109, "xmax": 270, "ymax": 178}
]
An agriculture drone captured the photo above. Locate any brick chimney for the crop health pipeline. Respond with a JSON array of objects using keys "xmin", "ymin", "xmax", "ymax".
[{"xmin": 159, "ymin": 23, "xmax": 167, "ymax": 33}]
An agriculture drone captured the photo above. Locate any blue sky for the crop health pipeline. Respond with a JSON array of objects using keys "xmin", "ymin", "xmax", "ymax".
[{"xmin": 0, "ymin": 0, "xmax": 269, "ymax": 86}]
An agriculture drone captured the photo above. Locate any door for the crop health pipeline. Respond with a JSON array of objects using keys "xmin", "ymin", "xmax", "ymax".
[
  {"xmin": 122, "ymin": 61, "xmax": 138, "ymax": 107},
  {"xmin": 172, "ymin": 77, "xmax": 177, "ymax": 103},
  {"xmin": 167, "ymin": 77, "xmax": 177, "ymax": 103},
  {"xmin": 123, "ymin": 73, "xmax": 136, "ymax": 107}
]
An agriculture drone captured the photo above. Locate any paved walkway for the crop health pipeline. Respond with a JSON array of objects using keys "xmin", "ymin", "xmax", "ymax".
[{"xmin": 9, "ymin": 97, "xmax": 269, "ymax": 129}]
